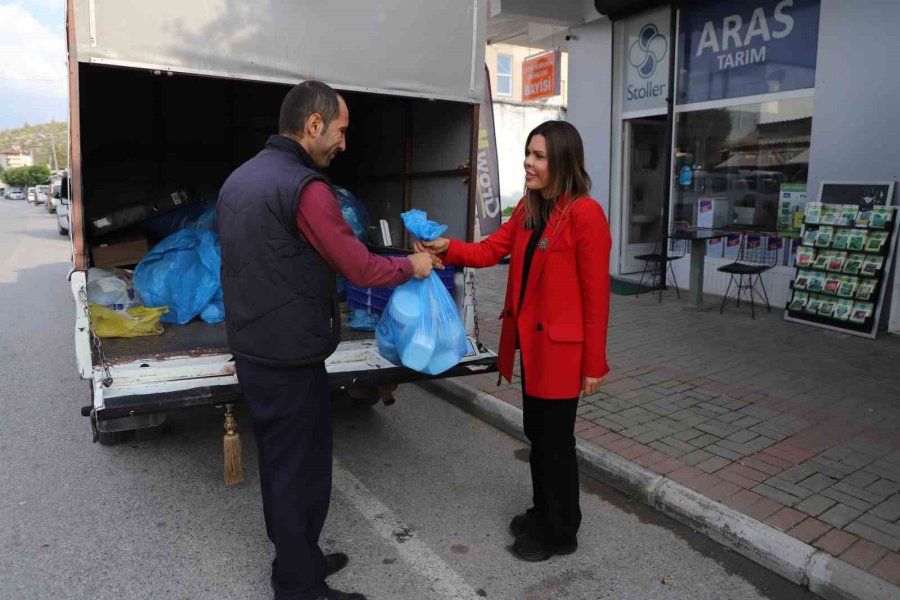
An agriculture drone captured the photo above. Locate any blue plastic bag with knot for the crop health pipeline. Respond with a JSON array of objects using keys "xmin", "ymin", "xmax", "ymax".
[
  {"xmin": 401, "ymin": 209, "xmax": 447, "ymax": 242},
  {"xmin": 134, "ymin": 229, "xmax": 224, "ymax": 325}
]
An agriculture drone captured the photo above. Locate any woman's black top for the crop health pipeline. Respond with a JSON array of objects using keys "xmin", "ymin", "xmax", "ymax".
[{"xmin": 519, "ymin": 217, "xmax": 548, "ymax": 307}]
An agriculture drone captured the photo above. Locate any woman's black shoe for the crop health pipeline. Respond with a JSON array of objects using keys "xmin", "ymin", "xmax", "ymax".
[
  {"xmin": 512, "ymin": 532, "xmax": 578, "ymax": 562},
  {"xmin": 508, "ymin": 509, "xmax": 540, "ymax": 537}
]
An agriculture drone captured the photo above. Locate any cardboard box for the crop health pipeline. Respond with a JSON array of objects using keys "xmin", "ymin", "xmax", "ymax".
[{"xmin": 91, "ymin": 229, "xmax": 149, "ymax": 268}]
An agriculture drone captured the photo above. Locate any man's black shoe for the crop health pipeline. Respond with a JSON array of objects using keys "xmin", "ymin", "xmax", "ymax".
[
  {"xmin": 512, "ymin": 532, "xmax": 578, "ymax": 562},
  {"xmin": 508, "ymin": 509, "xmax": 540, "ymax": 537},
  {"xmin": 325, "ymin": 552, "xmax": 349, "ymax": 578},
  {"xmin": 315, "ymin": 586, "xmax": 367, "ymax": 600}
]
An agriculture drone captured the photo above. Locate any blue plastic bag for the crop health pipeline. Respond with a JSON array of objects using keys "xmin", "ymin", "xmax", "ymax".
[
  {"xmin": 134, "ymin": 229, "xmax": 223, "ymax": 325},
  {"xmin": 401, "ymin": 209, "xmax": 447, "ymax": 242},
  {"xmin": 347, "ymin": 308, "xmax": 379, "ymax": 332},
  {"xmin": 376, "ymin": 272, "xmax": 467, "ymax": 375},
  {"xmin": 335, "ymin": 186, "xmax": 369, "ymax": 242},
  {"xmin": 144, "ymin": 200, "xmax": 217, "ymax": 237}
]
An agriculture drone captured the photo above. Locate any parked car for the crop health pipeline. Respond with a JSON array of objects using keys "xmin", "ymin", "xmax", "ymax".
[
  {"xmin": 56, "ymin": 181, "xmax": 69, "ymax": 236},
  {"xmin": 7, "ymin": 188, "xmax": 24, "ymax": 200},
  {"xmin": 35, "ymin": 184, "xmax": 50, "ymax": 205},
  {"xmin": 26, "ymin": 187, "xmax": 37, "ymax": 203},
  {"xmin": 46, "ymin": 183, "xmax": 60, "ymax": 213}
]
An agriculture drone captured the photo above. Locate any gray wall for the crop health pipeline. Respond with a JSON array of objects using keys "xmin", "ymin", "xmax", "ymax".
[
  {"xmin": 807, "ymin": 0, "xmax": 900, "ymax": 192},
  {"xmin": 567, "ymin": 17, "xmax": 614, "ymax": 214}
]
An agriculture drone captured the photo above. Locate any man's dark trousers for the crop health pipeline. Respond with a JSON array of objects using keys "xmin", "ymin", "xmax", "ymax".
[{"xmin": 235, "ymin": 357, "xmax": 332, "ymax": 600}]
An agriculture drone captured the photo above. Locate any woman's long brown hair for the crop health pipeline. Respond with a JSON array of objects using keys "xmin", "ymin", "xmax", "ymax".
[{"xmin": 522, "ymin": 120, "xmax": 592, "ymax": 229}]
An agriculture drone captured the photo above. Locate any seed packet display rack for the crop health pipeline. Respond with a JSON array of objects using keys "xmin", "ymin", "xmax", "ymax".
[{"xmin": 784, "ymin": 182, "xmax": 897, "ymax": 338}]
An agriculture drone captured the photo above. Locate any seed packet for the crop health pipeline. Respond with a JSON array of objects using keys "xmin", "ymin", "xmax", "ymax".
[
  {"xmin": 828, "ymin": 252, "xmax": 847, "ymax": 271},
  {"xmin": 842, "ymin": 254, "xmax": 863, "ymax": 274},
  {"xmin": 856, "ymin": 279, "xmax": 877, "ymax": 301},
  {"xmin": 802, "ymin": 228, "xmax": 818, "ymax": 246},
  {"xmin": 794, "ymin": 270, "xmax": 810, "ymax": 290},
  {"xmin": 865, "ymin": 231, "xmax": 888, "ymax": 253},
  {"xmin": 796, "ymin": 246, "xmax": 816, "ymax": 268},
  {"xmin": 832, "ymin": 229, "xmax": 851, "ymax": 250},
  {"xmin": 849, "ymin": 301, "xmax": 874, "ymax": 324},
  {"xmin": 855, "ymin": 209, "xmax": 872, "ymax": 228},
  {"xmin": 847, "ymin": 230, "xmax": 868, "ymax": 251},
  {"xmin": 824, "ymin": 273, "xmax": 843, "ymax": 294},
  {"xmin": 789, "ymin": 292, "xmax": 809, "ymax": 312},
  {"xmin": 805, "ymin": 202, "xmax": 823, "ymax": 224},
  {"xmin": 812, "ymin": 250, "xmax": 831, "ymax": 270},
  {"xmin": 836, "ymin": 276, "xmax": 859, "ymax": 298},
  {"xmin": 806, "ymin": 271, "xmax": 826, "ymax": 293},
  {"xmin": 869, "ymin": 206, "xmax": 894, "ymax": 229},
  {"xmin": 815, "ymin": 226, "xmax": 834, "ymax": 248},
  {"xmin": 820, "ymin": 205, "xmax": 840, "ymax": 225},
  {"xmin": 833, "ymin": 298, "xmax": 854, "ymax": 321},
  {"xmin": 818, "ymin": 299, "xmax": 836, "ymax": 317},
  {"xmin": 860, "ymin": 255, "xmax": 885, "ymax": 277},
  {"xmin": 838, "ymin": 205, "xmax": 859, "ymax": 227},
  {"xmin": 805, "ymin": 296, "xmax": 824, "ymax": 314}
]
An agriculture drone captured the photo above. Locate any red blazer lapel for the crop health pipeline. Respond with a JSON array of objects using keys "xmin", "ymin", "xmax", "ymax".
[{"xmin": 517, "ymin": 199, "xmax": 576, "ymax": 313}]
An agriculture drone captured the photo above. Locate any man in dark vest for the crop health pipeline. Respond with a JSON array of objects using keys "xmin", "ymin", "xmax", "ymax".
[{"xmin": 218, "ymin": 80, "xmax": 434, "ymax": 600}]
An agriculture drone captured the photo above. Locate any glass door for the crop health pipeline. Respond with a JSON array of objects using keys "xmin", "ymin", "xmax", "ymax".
[{"xmin": 620, "ymin": 115, "xmax": 668, "ymax": 274}]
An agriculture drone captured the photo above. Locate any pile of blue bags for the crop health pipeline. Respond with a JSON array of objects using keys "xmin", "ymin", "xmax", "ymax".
[
  {"xmin": 376, "ymin": 210, "xmax": 467, "ymax": 375},
  {"xmin": 134, "ymin": 201, "xmax": 225, "ymax": 325}
]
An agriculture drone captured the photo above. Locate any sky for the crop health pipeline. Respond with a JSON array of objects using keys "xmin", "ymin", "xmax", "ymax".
[{"xmin": 0, "ymin": 0, "xmax": 67, "ymax": 130}]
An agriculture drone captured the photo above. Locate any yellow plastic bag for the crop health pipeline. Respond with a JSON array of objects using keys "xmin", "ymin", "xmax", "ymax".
[{"xmin": 89, "ymin": 304, "xmax": 168, "ymax": 338}]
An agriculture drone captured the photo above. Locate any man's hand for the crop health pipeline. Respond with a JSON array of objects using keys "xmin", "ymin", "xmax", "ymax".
[
  {"xmin": 582, "ymin": 376, "xmax": 604, "ymax": 396},
  {"xmin": 407, "ymin": 252, "xmax": 435, "ymax": 279},
  {"xmin": 414, "ymin": 237, "xmax": 450, "ymax": 255}
]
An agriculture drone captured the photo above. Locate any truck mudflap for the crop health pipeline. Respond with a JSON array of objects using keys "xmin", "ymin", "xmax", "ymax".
[{"xmin": 89, "ymin": 338, "xmax": 497, "ymax": 422}]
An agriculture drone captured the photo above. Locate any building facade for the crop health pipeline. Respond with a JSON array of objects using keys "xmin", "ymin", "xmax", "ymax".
[
  {"xmin": 490, "ymin": 0, "xmax": 900, "ymax": 335},
  {"xmin": 0, "ymin": 150, "xmax": 35, "ymax": 170}
]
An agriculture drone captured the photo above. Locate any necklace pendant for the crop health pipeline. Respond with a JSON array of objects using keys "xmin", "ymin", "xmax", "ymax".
[{"xmin": 537, "ymin": 237, "xmax": 550, "ymax": 251}]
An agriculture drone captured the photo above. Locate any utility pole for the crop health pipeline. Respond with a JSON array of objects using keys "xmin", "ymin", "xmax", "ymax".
[{"xmin": 36, "ymin": 133, "xmax": 59, "ymax": 172}]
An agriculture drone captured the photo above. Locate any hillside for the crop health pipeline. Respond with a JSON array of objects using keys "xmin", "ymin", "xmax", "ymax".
[{"xmin": 0, "ymin": 121, "xmax": 68, "ymax": 171}]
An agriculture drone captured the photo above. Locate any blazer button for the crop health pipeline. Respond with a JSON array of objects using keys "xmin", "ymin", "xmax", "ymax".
[
  {"xmin": 535, "ymin": 323, "xmax": 543, "ymax": 331},
  {"xmin": 505, "ymin": 310, "xmax": 511, "ymax": 317}
]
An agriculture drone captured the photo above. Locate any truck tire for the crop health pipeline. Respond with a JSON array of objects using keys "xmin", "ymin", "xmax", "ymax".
[{"xmin": 96, "ymin": 429, "xmax": 133, "ymax": 445}]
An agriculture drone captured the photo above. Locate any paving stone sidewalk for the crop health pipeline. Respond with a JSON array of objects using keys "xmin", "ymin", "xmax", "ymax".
[{"xmin": 459, "ymin": 264, "xmax": 900, "ymax": 588}]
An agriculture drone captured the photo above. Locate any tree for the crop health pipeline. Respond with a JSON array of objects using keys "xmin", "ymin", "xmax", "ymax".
[{"xmin": 0, "ymin": 165, "xmax": 51, "ymax": 188}]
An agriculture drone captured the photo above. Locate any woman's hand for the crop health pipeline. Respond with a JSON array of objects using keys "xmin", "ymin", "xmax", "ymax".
[
  {"xmin": 414, "ymin": 237, "xmax": 450, "ymax": 255},
  {"xmin": 582, "ymin": 376, "xmax": 604, "ymax": 396}
]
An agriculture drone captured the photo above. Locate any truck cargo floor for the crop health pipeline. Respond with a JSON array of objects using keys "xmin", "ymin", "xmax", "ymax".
[{"xmin": 97, "ymin": 307, "xmax": 375, "ymax": 364}]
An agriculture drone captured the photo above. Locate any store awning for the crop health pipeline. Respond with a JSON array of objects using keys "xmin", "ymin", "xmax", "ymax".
[{"xmin": 594, "ymin": 0, "xmax": 670, "ymax": 19}]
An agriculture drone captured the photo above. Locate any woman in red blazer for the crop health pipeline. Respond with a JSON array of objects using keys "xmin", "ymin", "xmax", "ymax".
[{"xmin": 419, "ymin": 121, "xmax": 611, "ymax": 561}]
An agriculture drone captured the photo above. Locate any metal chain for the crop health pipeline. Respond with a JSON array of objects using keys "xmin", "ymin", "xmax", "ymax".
[
  {"xmin": 78, "ymin": 287, "xmax": 113, "ymax": 387},
  {"xmin": 468, "ymin": 267, "xmax": 480, "ymax": 345}
]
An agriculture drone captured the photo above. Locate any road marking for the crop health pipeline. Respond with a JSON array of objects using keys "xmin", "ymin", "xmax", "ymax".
[{"xmin": 333, "ymin": 460, "xmax": 481, "ymax": 599}]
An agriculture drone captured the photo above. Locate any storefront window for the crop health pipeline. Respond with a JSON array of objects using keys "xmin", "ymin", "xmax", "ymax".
[{"xmin": 672, "ymin": 96, "xmax": 813, "ymax": 233}]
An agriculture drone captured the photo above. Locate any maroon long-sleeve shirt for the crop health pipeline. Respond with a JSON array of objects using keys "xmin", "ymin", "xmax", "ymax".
[{"xmin": 296, "ymin": 181, "xmax": 412, "ymax": 287}]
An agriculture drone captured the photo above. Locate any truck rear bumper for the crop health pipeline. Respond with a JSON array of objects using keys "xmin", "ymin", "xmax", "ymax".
[{"xmin": 90, "ymin": 342, "xmax": 497, "ymax": 422}]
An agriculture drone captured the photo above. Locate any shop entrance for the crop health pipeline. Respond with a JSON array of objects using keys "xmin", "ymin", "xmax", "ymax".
[{"xmin": 620, "ymin": 115, "xmax": 668, "ymax": 274}]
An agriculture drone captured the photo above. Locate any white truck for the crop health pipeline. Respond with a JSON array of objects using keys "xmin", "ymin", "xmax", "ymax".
[{"xmin": 65, "ymin": 0, "xmax": 496, "ymax": 446}]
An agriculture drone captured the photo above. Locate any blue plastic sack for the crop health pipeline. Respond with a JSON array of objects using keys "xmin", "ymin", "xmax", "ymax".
[
  {"xmin": 375, "ymin": 272, "xmax": 467, "ymax": 375},
  {"xmin": 134, "ymin": 229, "xmax": 223, "ymax": 325},
  {"xmin": 347, "ymin": 308, "xmax": 379, "ymax": 332},
  {"xmin": 144, "ymin": 200, "xmax": 217, "ymax": 237},
  {"xmin": 401, "ymin": 209, "xmax": 447, "ymax": 241},
  {"xmin": 335, "ymin": 186, "xmax": 369, "ymax": 242}
]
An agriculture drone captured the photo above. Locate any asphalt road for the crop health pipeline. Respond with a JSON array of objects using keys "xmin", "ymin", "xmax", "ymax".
[{"xmin": 0, "ymin": 199, "xmax": 817, "ymax": 600}]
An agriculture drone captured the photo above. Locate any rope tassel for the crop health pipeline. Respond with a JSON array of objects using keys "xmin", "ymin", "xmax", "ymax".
[{"xmin": 223, "ymin": 404, "xmax": 243, "ymax": 485}]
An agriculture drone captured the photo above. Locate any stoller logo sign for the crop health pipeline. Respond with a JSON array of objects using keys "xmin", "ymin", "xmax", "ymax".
[
  {"xmin": 626, "ymin": 23, "xmax": 668, "ymax": 102},
  {"xmin": 622, "ymin": 7, "xmax": 670, "ymax": 112}
]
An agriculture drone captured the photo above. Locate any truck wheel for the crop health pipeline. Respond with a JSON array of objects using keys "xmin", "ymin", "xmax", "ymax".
[{"xmin": 97, "ymin": 429, "xmax": 134, "ymax": 445}]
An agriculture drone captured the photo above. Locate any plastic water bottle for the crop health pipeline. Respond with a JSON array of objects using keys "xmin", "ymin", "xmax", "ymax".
[
  {"xmin": 400, "ymin": 330, "xmax": 435, "ymax": 371},
  {"xmin": 390, "ymin": 286, "xmax": 420, "ymax": 326}
]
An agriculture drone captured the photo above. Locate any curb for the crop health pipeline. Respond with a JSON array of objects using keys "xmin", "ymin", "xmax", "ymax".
[{"xmin": 420, "ymin": 378, "xmax": 900, "ymax": 600}]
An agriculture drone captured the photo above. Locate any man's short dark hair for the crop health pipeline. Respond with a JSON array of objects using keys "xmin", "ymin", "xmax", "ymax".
[{"xmin": 278, "ymin": 80, "xmax": 341, "ymax": 136}]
